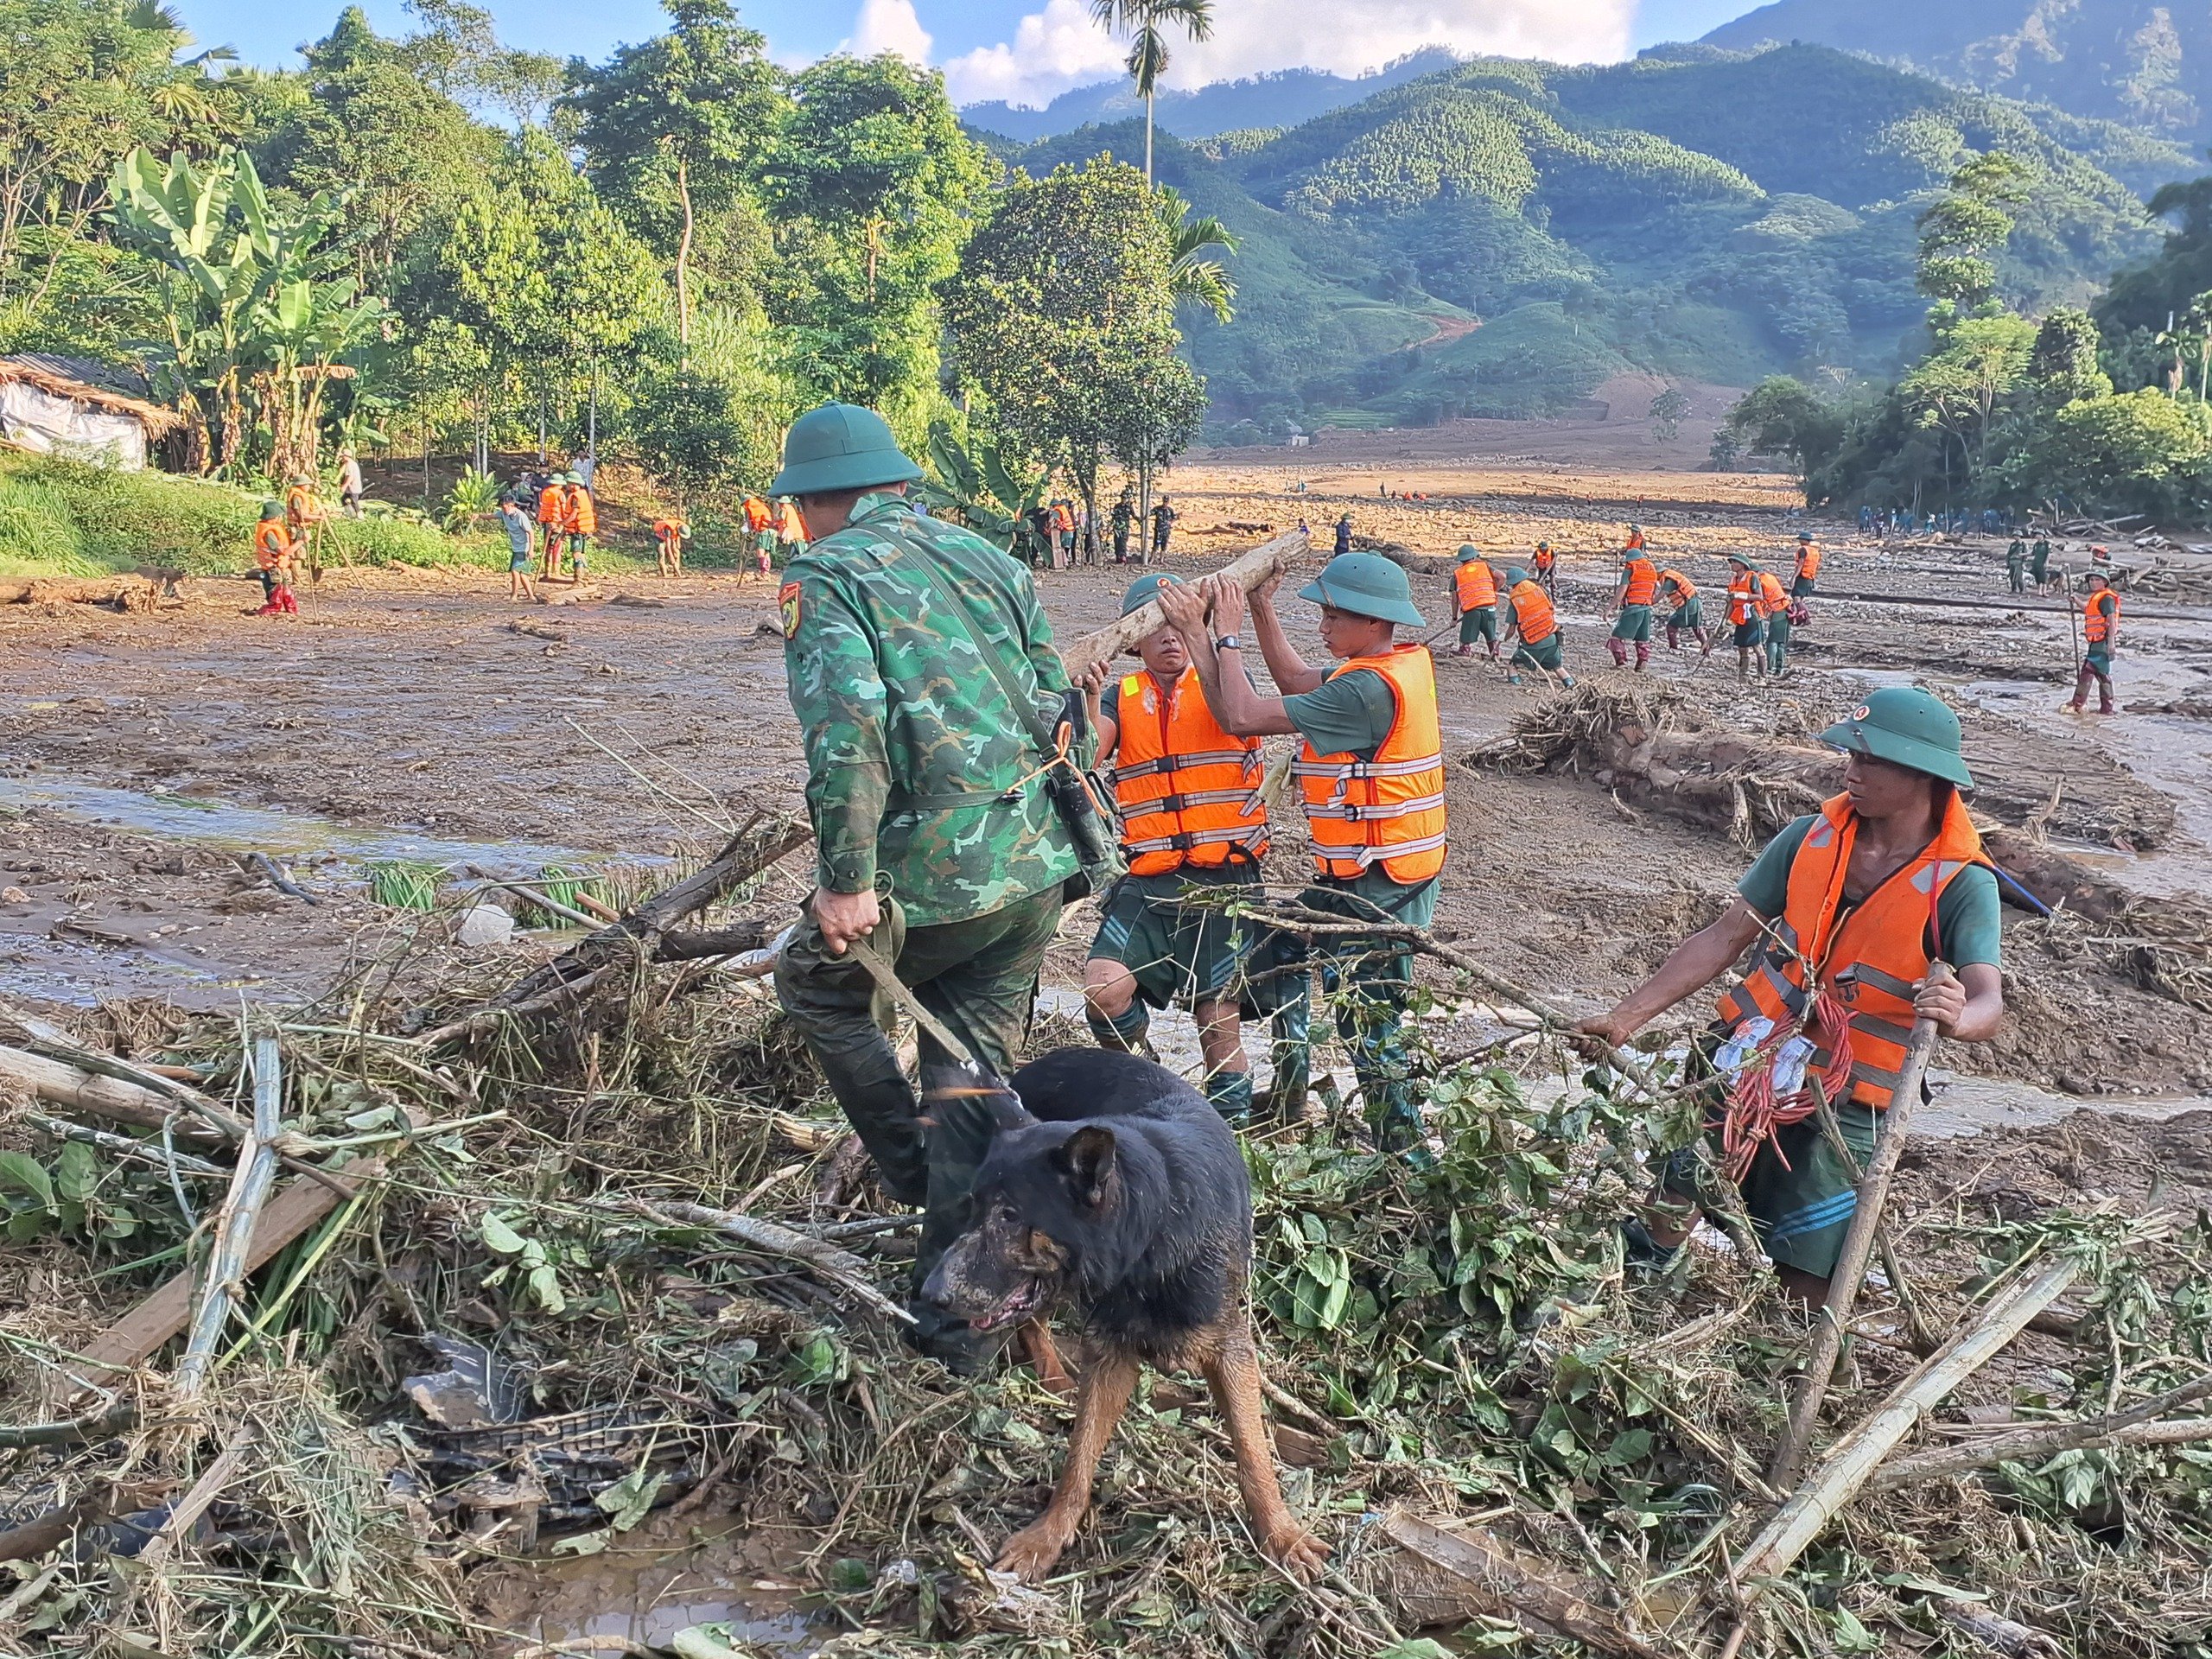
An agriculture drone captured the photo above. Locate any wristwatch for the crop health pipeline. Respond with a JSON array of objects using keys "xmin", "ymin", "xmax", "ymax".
[{"xmin": 1213, "ymin": 633, "xmax": 1243, "ymax": 651}]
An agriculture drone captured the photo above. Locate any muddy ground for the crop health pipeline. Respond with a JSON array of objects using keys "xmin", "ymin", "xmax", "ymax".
[{"xmin": 6, "ymin": 457, "xmax": 2209, "ymax": 1106}]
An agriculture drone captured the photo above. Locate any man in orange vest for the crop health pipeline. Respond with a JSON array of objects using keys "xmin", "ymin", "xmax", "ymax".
[
  {"xmin": 1611, "ymin": 542, "xmax": 1661, "ymax": 671},
  {"xmin": 742, "ymin": 492, "xmax": 773, "ymax": 573},
  {"xmin": 1791, "ymin": 531, "xmax": 1822, "ymax": 626},
  {"xmin": 1656, "ymin": 567, "xmax": 1709, "ymax": 656},
  {"xmin": 252, "ymin": 500, "xmax": 298, "ymax": 615},
  {"xmin": 284, "ymin": 472, "xmax": 327, "ymax": 580},
  {"xmin": 1577, "ymin": 687, "xmax": 2005, "ymax": 1303},
  {"xmin": 652, "ymin": 513, "xmax": 689, "ymax": 577},
  {"xmin": 1503, "ymin": 565, "xmax": 1575, "ymax": 687},
  {"xmin": 1758, "ymin": 563, "xmax": 1793, "ymax": 677},
  {"xmin": 1160, "ymin": 552, "xmax": 1446, "ymax": 1156},
  {"xmin": 2071, "ymin": 569, "xmax": 2121, "ymax": 714},
  {"xmin": 1451, "ymin": 544, "xmax": 1501, "ymax": 658},
  {"xmin": 537, "ymin": 472, "xmax": 569, "ymax": 580},
  {"xmin": 1725, "ymin": 554, "xmax": 1767, "ymax": 680},
  {"xmin": 1531, "ymin": 539, "xmax": 1556, "ymax": 593},
  {"xmin": 563, "ymin": 473, "xmax": 596, "ymax": 579},
  {"xmin": 1080, "ymin": 573, "xmax": 1281, "ymax": 1120}
]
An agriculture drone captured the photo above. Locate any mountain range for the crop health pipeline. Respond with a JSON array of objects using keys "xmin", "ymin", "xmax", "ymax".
[{"xmin": 972, "ymin": 43, "xmax": 2195, "ymax": 438}]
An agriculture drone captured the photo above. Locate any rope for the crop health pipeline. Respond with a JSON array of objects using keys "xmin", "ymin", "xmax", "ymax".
[{"xmin": 1719, "ymin": 986, "xmax": 1857, "ymax": 1184}]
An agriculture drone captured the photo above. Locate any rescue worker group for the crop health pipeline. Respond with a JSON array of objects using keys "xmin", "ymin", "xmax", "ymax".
[{"xmin": 756, "ymin": 401, "xmax": 2040, "ymax": 1368}]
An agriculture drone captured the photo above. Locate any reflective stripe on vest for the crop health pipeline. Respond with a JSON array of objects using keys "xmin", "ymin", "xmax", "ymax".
[
  {"xmin": 1455, "ymin": 560, "xmax": 1497, "ymax": 610},
  {"xmin": 1622, "ymin": 556, "xmax": 1658, "ymax": 606},
  {"xmin": 1110, "ymin": 668, "xmax": 1268, "ymax": 875},
  {"xmin": 1716, "ymin": 791, "xmax": 1987, "ymax": 1111},
  {"xmin": 2084, "ymin": 591, "xmax": 2120, "ymax": 643},
  {"xmin": 1727, "ymin": 573, "xmax": 1757, "ymax": 625},
  {"xmin": 1508, "ymin": 580, "xmax": 1555, "ymax": 643},
  {"xmin": 1297, "ymin": 645, "xmax": 1448, "ymax": 883}
]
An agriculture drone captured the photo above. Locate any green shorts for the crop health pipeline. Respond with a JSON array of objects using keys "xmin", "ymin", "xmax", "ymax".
[
  {"xmin": 1459, "ymin": 605, "xmax": 1497, "ymax": 645},
  {"xmin": 1657, "ymin": 1035, "xmax": 1879, "ymax": 1278},
  {"xmin": 1088, "ymin": 867, "xmax": 1262, "ymax": 1009},
  {"xmin": 1732, "ymin": 618, "xmax": 1765, "ymax": 648},
  {"xmin": 1671, "ymin": 597, "xmax": 1705, "ymax": 631},
  {"xmin": 1611, "ymin": 604, "xmax": 1653, "ymax": 643},
  {"xmin": 1511, "ymin": 632, "xmax": 1564, "ymax": 672},
  {"xmin": 2086, "ymin": 643, "xmax": 2113, "ymax": 675}
]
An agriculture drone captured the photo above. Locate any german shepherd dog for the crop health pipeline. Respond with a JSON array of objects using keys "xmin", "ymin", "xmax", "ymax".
[{"xmin": 919, "ymin": 1047, "xmax": 1329, "ymax": 1582}]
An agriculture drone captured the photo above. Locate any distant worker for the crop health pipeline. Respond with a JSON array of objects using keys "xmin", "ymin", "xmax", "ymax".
[
  {"xmin": 2071, "ymin": 569, "xmax": 2122, "ymax": 715},
  {"xmin": 2030, "ymin": 532, "xmax": 2053, "ymax": 594},
  {"xmin": 502, "ymin": 495, "xmax": 539, "ymax": 603},
  {"xmin": 1081, "ymin": 572, "xmax": 1274, "ymax": 1121},
  {"xmin": 537, "ymin": 472, "xmax": 568, "ymax": 580},
  {"xmin": 1611, "ymin": 542, "xmax": 1660, "ymax": 672},
  {"xmin": 1452, "ymin": 544, "xmax": 1501, "ymax": 660},
  {"xmin": 252, "ymin": 501, "xmax": 297, "ymax": 616},
  {"xmin": 1577, "ymin": 687, "xmax": 2004, "ymax": 1305},
  {"xmin": 1532, "ymin": 539, "xmax": 1557, "ymax": 594},
  {"xmin": 1792, "ymin": 531, "xmax": 1821, "ymax": 624},
  {"xmin": 653, "ymin": 513, "xmax": 689, "ymax": 578},
  {"xmin": 1503, "ymin": 565, "xmax": 1574, "ymax": 687},
  {"xmin": 1726, "ymin": 555, "xmax": 1766, "ymax": 680},
  {"xmin": 337, "ymin": 449, "xmax": 365, "ymax": 518},
  {"xmin": 1656, "ymin": 566, "xmax": 1710, "ymax": 656},
  {"xmin": 563, "ymin": 473, "xmax": 596, "ymax": 579},
  {"xmin": 285, "ymin": 472, "xmax": 327, "ymax": 581},
  {"xmin": 743, "ymin": 492, "xmax": 773, "ymax": 563},
  {"xmin": 1334, "ymin": 512, "xmax": 1353, "ymax": 557},
  {"xmin": 1623, "ymin": 521, "xmax": 1645, "ymax": 552},
  {"xmin": 1152, "ymin": 495, "xmax": 1178, "ymax": 558},
  {"xmin": 1052, "ymin": 498, "xmax": 1075, "ymax": 568},
  {"xmin": 2005, "ymin": 535, "xmax": 2028, "ymax": 594},
  {"xmin": 777, "ymin": 495, "xmax": 808, "ymax": 557},
  {"xmin": 1111, "ymin": 487, "xmax": 1135, "ymax": 563},
  {"xmin": 1158, "ymin": 553, "xmax": 1447, "ymax": 1157},
  {"xmin": 1758, "ymin": 564, "xmax": 1793, "ymax": 677}
]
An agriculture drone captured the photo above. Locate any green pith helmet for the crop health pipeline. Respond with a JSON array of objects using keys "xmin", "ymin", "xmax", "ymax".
[
  {"xmin": 1729, "ymin": 553, "xmax": 1753, "ymax": 568},
  {"xmin": 771, "ymin": 402, "xmax": 923, "ymax": 497},
  {"xmin": 1505, "ymin": 566, "xmax": 1530, "ymax": 586},
  {"xmin": 1121, "ymin": 572, "xmax": 1183, "ymax": 616},
  {"xmin": 1535, "ymin": 540, "xmax": 1551, "ymax": 552},
  {"xmin": 1299, "ymin": 551, "xmax": 1425, "ymax": 626},
  {"xmin": 1799, "ymin": 531, "xmax": 1814, "ymax": 542},
  {"xmin": 2087, "ymin": 569, "xmax": 2112, "ymax": 586},
  {"xmin": 259, "ymin": 500, "xmax": 283, "ymax": 520},
  {"xmin": 1456, "ymin": 543, "xmax": 1483, "ymax": 562},
  {"xmin": 1628, "ymin": 521, "xmax": 1641, "ymax": 533},
  {"xmin": 1819, "ymin": 686, "xmax": 1974, "ymax": 790}
]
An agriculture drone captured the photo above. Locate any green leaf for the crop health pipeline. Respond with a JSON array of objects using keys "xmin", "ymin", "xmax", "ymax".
[
  {"xmin": 480, "ymin": 1212, "xmax": 528, "ymax": 1254},
  {"xmin": 526, "ymin": 1262, "xmax": 567, "ymax": 1314},
  {"xmin": 551, "ymin": 1528, "xmax": 610, "ymax": 1556},
  {"xmin": 595, "ymin": 1465, "xmax": 667, "ymax": 1532},
  {"xmin": 1376, "ymin": 1641, "xmax": 1455, "ymax": 1659},
  {"xmin": 0, "ymin": 1152, "xmax": 55, "ymax": 1211},
  {"xmin": 54, "ymin": 1142, "xmax": 99, "ymax": 1204}
]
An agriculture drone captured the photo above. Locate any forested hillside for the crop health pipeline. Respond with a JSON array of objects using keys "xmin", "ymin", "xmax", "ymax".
[
  {"xmin": 986, "ymin": 45, "xmax": 2193, "ymax": 438},
  {"xmin": 1705, "ymin": 0, "xmax": 2212, "ymax": 144}
]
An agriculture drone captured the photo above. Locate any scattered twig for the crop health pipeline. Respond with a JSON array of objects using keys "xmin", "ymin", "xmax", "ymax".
[
  {"xmin": 1870, "ymin": 1372, "xmax": 2212, "ymax": 1492},
  {"xmin": 623, "ymin": 1197, "xmax": 917, "ymax": 1325},
  {"xmin": 246, "ymin": 851, "xmax": 320, "ymax": 904},
  {"xmin": 174, "ymin": 1035, "xmax": 284, "ymax": 1399}
]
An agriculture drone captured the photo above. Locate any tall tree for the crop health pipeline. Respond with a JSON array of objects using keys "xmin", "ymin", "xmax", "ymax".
[
  {"xmin": 1914, "ymin": 152, "xmax": 2030, "ymax": 317},
  {"xmin": 560, "ymin": 0, "xmax": 781, "ymax": 349},
  {"xmin": 1154, "ymin": 184, "xmax": 1235, "ymax": 322},
  {"xmin": 1086, "ymin": 0, "xmax": 1211, "ymax": 183}
]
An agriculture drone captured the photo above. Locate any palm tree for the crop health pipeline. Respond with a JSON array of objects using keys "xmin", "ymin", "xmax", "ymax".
[
  {"xmin": 1088, "ymin": 0, "xmax": 1213, "ymax": 183},
  {"xmin": 1155, "ymin": 185, "xmax": 1236, "ymax": 323}
]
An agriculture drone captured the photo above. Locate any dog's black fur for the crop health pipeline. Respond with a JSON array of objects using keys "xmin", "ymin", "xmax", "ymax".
[{"xmin": 918, "ymin": 1046, "xmax": 1250, "ymax": 1353}]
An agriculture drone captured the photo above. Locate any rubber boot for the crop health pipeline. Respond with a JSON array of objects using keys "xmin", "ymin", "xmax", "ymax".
[
  {"xmin": 2069, "ymin": 667, "xmax": 2093, "ymax": 712},
  {"xmin": 1204, "ymin": 1068, "xmax": 1255, "ymax": 1124},
  {"xmin": 2098, "ymin": 677, "xmax": 2117, "ymax": 715},
  {"xmin": 1266, "ymin": 995, "xmax": 1312, "ymax": 1122},
  {"xmin": 1634, "ymin": 641, "xmax": 1651, "ymax": 673},
  {"xmin": 1085, "ymin": 998, "xmax": 1154, "ymax": 1058},
  {"xmin": 280, "ymin": 587, "xmax": 299, "ymax": 614},
  {"xmin": 907, "ymin": 1057, "xmax": 1012, "ymax": 1375},
  {"xmin": 1453, "ymin": 644, "xmax": 1471, "ymax": 658},
  {"xmin": 1666, "ymin": 622, "xmax": 1681, "ymax": 652},
  {"xmin": 1607, "ymin": 637, "xmax": 1629, "ymax": 668},
  {"xmin": 1559, "ymin": 669, "xmax": 1576, "ymax": 688}
]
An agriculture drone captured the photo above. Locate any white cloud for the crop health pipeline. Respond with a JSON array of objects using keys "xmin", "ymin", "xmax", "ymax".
[
  {"xmin": 843, "ymin": 0, "xmax": 935, "ymax": 64},
  {"xmin": 941, "ymin": 0, "xmax": 1637, "ymax": 110}
]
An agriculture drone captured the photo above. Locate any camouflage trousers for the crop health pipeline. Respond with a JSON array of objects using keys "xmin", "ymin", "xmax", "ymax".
[{"xmin": 774, "ymin": 886, "xmax": 1061, "ymax": 1362}]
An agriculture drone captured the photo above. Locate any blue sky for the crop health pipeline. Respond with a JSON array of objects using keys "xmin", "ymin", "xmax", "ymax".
[{"xmin": 179, "ymin": 0, "xmax": 1766, "ymax": 99}]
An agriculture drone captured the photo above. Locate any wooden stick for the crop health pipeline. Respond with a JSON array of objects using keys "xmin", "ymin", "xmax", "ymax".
[
  {"xmin": 0, "ymin": 1044, "xmax": 219, "ymax": 1139},
  {"xmin": 1729, "ymin": 1251, "xmax": 2082, "ymax": 1592},
  {"xmin": 626, "ymin": 1198, "xmax": 917, "ymax": 1325},
  {"xmin": 463, "ymin": 868, "xmax": 603, "ymax": 929},
  {"xmin": 1376, "ymin": 1511, "xmax": 1667, "ymax": 1657},
  {"xmin": 1058, "ymin": 530, "xmax": 1307, "ymax": 676},
  {"xmin": 137, "ymin": 1432, "xmax": 254, "ymax": 1571},
  {"xmin": 1808, "ymin": 1080, "xmax": 1939, "ymax": 1355},
  {"xmin": 1766, "ymin": 985, "xmax": 1947, "ymax": 1491},
  {"xmin": 1870, "ymin": 1372, "xmax": 2212, "ymax": 1493},
  {"xmin": 174, "ymin": 1035, "xmax": 283, "ymax": 1399}
]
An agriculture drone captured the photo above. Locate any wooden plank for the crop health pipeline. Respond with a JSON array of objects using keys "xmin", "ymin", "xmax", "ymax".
[
  {"xmin": 1058, "ymin": 531, "xmax": 1308, "ymax": 677},
  {"xmin": 73, "ymin": 1160, "xmax": 380, "ymax": 1386}
]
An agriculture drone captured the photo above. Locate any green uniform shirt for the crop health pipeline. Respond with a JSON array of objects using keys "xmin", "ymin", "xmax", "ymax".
[
  {"xmin": 1281, "ymin": 659, "xmax": 1440, "ymax": 923},
  {"xmin": 782, "ymin": 491, "xmax": 1077, "ymax": 926},
  {"xmin": 1738, "ymin": 816, "xmax": 2002, "ymax": 969}
]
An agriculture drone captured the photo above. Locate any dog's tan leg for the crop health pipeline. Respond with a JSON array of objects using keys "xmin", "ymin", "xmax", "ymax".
[
  {"xmin": 1198, "ymin": 1322, "xmax": 1330, "ymax": 1579},
  {"xmin": 1020, "ymin": 1319, "xmax": 1077, "ymax": 1399},
  {"xmin": 995, "ymin": 1348, "xmax": 1138, "ymax": 1580}
]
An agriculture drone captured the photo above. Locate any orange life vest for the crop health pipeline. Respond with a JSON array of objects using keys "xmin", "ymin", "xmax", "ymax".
[
  {"xmin": 254, "ymin": 521, "xmax": 291, "ymax": 572},
  {"xmin": 1294, "ymin": 645, "xmax": 1448, "ymax": 884},
  {"xmin": 1110, "ymin": 668, "xmax": 1268, "ymax": 876},
  {"xmin": 744, "ymin": 496, "xmax": 772, "ymax": 531},
  {"xmin": 1621, "ymin": 556, "xmax": 1658, "ymax": 607},
  {"xmin": 1796, "ymin": 542, "xmax": 1823, "ymax": 582},
  {"xmin": 1726, "ymin": 571, "xmax": 1758, "ymax": 625},
  {"xmin": 2083, "ymin": 588, "xmax": 2120, "ymax": 643},
  {"xmin": 565, "ymin": 485, "xmax": 596, "ymax": 536},
  {"xmin": 1658, "ymin": 569, "xmax": 1697, "ymax": 604},
  {"xmin": 1507, "ymin": 579, "xmax": 1555, "ymax": 644},
  {"xmin": 779, "ymin": 502, "xmax": 804, "ymax": 540},
  {"xmin": 537, "ymin": 486, "xmax": 564, "ymax": 527},
  {"xmin": 285, "ymin": 484, "xmax": 321, "ymax": 527},
  {"xmin": 1717, "ymin": 791, "xmax": 1987, "ymax": 1112},
  {"xmin": 1758, "ymin": 570, "xmax": 1789, "ymax": 615},
  {"xmin": 1533, "ymin": 547, "xmax": 1555, "ymax": 572},
  {"xmin": 1624, "ymin": 530, "xmax": 1645, "ymax": 551},
  {"xmin": 653, "ymin": 518, "xmax": 685, "ymax": 547},
  {"xmin": 1454, "ymin": 560, "xmax": 1497, "ymax": 611}
]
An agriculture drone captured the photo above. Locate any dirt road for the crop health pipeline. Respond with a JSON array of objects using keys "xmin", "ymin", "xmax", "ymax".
[{"xmin": 3, "ymin": 460, "xmax": 2208, "ymax": 1103}]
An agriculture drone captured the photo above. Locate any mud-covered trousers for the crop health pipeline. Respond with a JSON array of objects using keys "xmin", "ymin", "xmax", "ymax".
[{"xmin": 775, "ymin": 886, "xmax": 1061, "ymax": 1363}]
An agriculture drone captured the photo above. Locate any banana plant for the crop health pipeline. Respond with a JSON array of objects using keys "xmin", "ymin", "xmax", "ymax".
[{"xmin": 919, "ymin": 423, "xmax": 1049, "ymax": 554}]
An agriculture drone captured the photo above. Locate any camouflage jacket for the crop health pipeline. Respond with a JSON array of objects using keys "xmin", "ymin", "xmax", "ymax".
[{"xmin": 781, "ymin": 491, "xmax": 1078, "ymax": 926}]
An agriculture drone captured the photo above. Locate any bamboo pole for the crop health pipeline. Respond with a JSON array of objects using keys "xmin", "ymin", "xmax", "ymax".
[
  {"xmin": 1058, "ymin": 529, "xmax": 1307, "ymax": 677},
  {"xmin": 1766, "ymin": 977, "xmax": 1948, "ymax": 1491},
  {"xmin": 174, "ymin": 1035, "xmax": 283, "ymax": 1400},
  {"xmin": 1869, "ymin": 1372, "xmax": 2212, "ymax": 1492}
]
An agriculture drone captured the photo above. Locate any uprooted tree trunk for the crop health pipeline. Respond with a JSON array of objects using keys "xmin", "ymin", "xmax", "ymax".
[{"xmin": 0, "ymin": 575, "xmax": 167, "ymax": 610}]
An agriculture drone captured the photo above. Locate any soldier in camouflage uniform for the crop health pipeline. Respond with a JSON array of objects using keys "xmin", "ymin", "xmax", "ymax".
[{"xmin": 770, "ymin": 402, "xmax": 1079, "ymax": 1368}]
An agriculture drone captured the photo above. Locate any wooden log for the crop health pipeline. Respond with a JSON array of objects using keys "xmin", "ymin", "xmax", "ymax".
[
  {"xmin": 1767, "ymin": 992, "xmax": 1945, "ymax": 1491},
  {"xmin": 0, "ymin": 1044, "xmax": 209, "ymax": 1137},
  {"xmin": 1058, "ymin": 530, "xmax": 1307, "ymax": 676},
  {"xmin": 1729, "ymin": 1252, "xmax": 2082, "ymax": 1594},
  {"xmin": 174, "ymin": 1036, "xmax": 283, "ymax": 1399},
  {"xmin": 0, "ymin": 575, "xmax": 158, "ymax": 608},
  {"xmin": 1374, "ymin": 1511, "xmax": 1667, "ymax": 1658}
]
